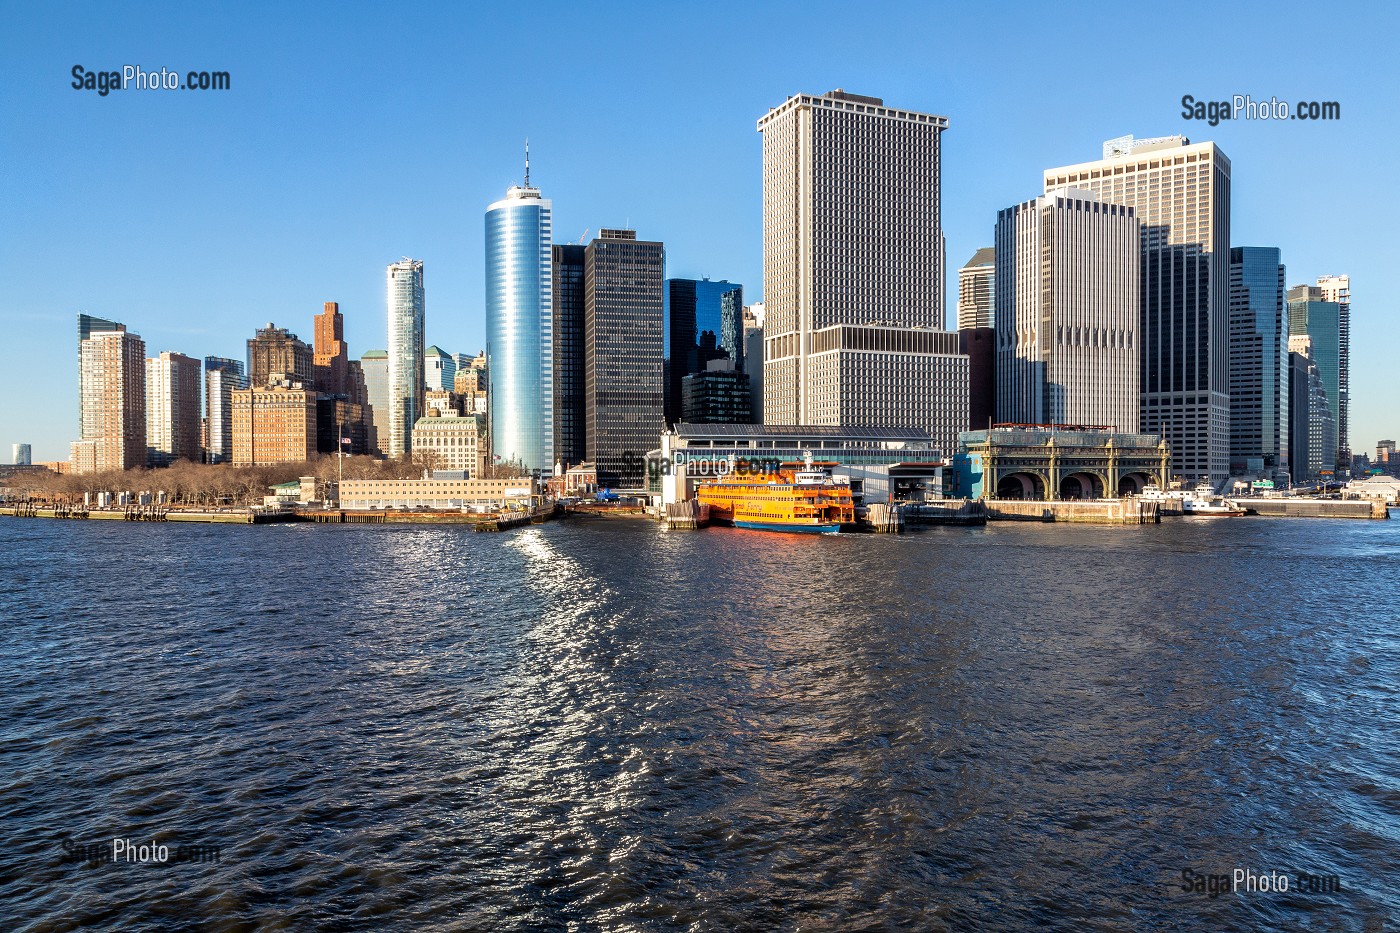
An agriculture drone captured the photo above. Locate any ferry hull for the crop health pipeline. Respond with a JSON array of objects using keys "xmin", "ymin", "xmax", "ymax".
[{"xmin": 734, "ymin": 519, "xmax": 841, "ymax": 534}]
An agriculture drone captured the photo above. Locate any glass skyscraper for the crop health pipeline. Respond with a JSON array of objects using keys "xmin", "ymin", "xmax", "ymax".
[
  {"xmin": 386, "ymin": 259, "xmax": 425, "ymax": 459},
  {"xmin": 486, "ymin": 181, "xmax": 553, "ymax": 474},
  {"xmin": 552, "ymin": 244, "xmax": 587, "ymax": 468},
  {"xmin": 664, "ymin": 278, "xmax": 744, "ymax": 425},
  {"xmin": 1228, "ymin": 247, "xmax": 1288, "ymax": 476},
  {"xmin": 1287, "ymin": 285, "xmax": 1341, "ymax": 470},
  {"xmin": 204, "ymin": 357, "xmax": 247, "ymax": 464}
]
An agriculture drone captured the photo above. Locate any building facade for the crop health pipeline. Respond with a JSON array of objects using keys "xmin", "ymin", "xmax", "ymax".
[
  {"xmin": 994, "ymin": 190, "xmax": 1141, "ymax": 431},
  {"xmin": 552, "ymin": 243, "xmax": 587, "ymax": 469},
  {"xmin": 1288, "ymin": 283, "xmax": 1345, "ymax": 472},
  {"xmin": 680, "ymin": 360, "xmax": 752, "ymax": 424},
  {"xmin": 410, "ymin": 412, "xmax": 484, "ymax": 475},
  {"xmin": 75, "ymin": 314, "xmax": 146, "ymax": 474},
  {"xmin": 145, "ymin": 350, "xmax": 202, "ymax": 466},
  {"xmin": 1044, "ymin": 135, "xmax": 1231, "ymax": 483},
  {"xmin": 386, "ymin": 259, "xmax": 425, "ymax": 459},
  {"xmin": 1227, "ymin": 247, "xmax": 1288, "ymax": 476},
  {"xmin": 757, "ymin": 89, "xmax": 962, "ymax": 447},
  {"xmin": 1315, "ymin": 274, "xmax": 1351, "ymax": 467},
  {"xmin": 953, "ymin": 426, "xmax": 1170, "ymax": 500},
  {"xmin": 203, "ymin": 357, "xmax": 246, "ymax": 464},
  {"xmin": 485, "ymin": 181, "xmax": 552, "ymax": 474},
  {"xmin": 247, "ymin": 324, "xmax": 313, "ymax": 388},
  {"xmin": 361, "ymin": 350, "xmax": 390, "ymax": 456},
  {"xmin": 957, "ymin": 247, "xmax": 996, "ymax": 330},
  {"xmin": 585, "ymin": 229, "xmax": 665, "ymax": 488},
  {"xmin": 313, "ymin": 301, "xmax": 350, "ymax": 396},
  {"xmin": 231, "ymin": 377, "xmax": 318, "ymax": 466},
  {"xmin": 424, "ymin": 345, "xmax": 456, "ymax": 393},
  {"xmin": 12, "ymin": 444, "xmax": 31, "ymax": 466},
  {"xmin": 338, "ymin": 475, "xmax": 539, "ymax": 510},
  {"xmin": 665, "ymin": 278, "xmax": 744, "ymax": 424},
  {"xmin": 1288, "ymin": 335, "xmax": 1336, "ymax": 482}
]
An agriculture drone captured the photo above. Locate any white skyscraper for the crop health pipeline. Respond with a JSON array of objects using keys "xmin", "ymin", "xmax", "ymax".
[
  {"xmin": 145, "ymin": 351, "xmax": 202, "ymax": 466},
  {"xmin": 756, "ymin": 89, "xmax": 967, "ymax": 454},
  {"xmin": 386, "ymin": 259, "xmax": 425, "ymax": 459},
  {"xmin": 995, "ymin": 189, "xmax": 1141, "ymax": 431},
  {"xmin": 1315, "ymin": 273, "xmax": 1350, "ymax": 465},
  {"xmin": 1044, "ymin": 135, "xmax": 1231, "ymax": 482},
  {"xmin": 957, "ymin": 248, "xmax": 996, "ymax": 330}
]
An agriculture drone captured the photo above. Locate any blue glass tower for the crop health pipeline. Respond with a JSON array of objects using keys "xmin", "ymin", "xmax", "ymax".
[
  {"xmin": 485, "ymin": 173, "xmax": 553, "ymax": 475},
  {"xmin": 1228, "ymin": 247, "xmax": 1288, "ymax": 475}
]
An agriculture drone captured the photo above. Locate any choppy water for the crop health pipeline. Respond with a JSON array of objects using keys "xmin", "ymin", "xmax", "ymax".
[{"xmin": 1, "ymin": 514, "xmax": 1397, "ymax": 931}]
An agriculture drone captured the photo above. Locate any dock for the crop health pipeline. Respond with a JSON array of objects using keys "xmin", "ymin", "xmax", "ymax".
[
  {"xmin": 983, "ymin": 498, "xmax": 1162, "ymax": 524},
  {"xmin": 1231, "ymin": 498, "xmax": 1388, "ymax": 520}
]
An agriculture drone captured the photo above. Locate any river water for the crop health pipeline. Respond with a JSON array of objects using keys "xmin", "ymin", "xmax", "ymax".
[{"xmin": 1, "ymin": 515, "xmax": 1397, "ymax": 930}]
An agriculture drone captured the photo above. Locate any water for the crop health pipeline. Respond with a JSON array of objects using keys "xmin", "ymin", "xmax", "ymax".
[{"xmin": 1, "ymin": 515, "xmax": 1397, "ymax": 931}]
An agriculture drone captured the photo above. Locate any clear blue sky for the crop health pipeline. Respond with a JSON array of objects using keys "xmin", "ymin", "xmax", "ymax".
[{"xmin": 2, "ymin": 0, "xmax": 1394, "ymax": 461}]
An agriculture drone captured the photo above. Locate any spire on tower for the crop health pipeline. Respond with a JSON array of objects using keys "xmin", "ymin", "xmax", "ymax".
[{"xmin": 524, "ymin": 138, "xmax": 530, "ymax": 188}]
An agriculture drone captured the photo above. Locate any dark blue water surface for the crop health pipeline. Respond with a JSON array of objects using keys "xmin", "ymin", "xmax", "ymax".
[{"xmin": 1, "ymin": 515, "xmax": 1397, "ymax": 931}]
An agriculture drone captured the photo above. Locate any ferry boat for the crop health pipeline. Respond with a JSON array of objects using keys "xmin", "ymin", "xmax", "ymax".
[
  {"xmin": 695, "ymin": 453, "xmax": 855, "ymax": 534},
  {"xmin": 1141, "ymin": 482, "xmax": 1246, "ymax": 516}
]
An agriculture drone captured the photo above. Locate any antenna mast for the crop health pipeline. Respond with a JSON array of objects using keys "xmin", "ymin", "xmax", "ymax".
[{"xmin": 524, "ymin": 138, "xmax": 530, "ymax": 188}]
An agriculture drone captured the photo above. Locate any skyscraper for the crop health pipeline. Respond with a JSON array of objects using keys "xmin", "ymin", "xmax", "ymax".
[
  {"xmin": 247, "ymin": 324, "xmax": 313, "ymax": 388},
  {"xmin": 145, "ymin": 351, "xmax": 202, "ymax": 466},
  {"xmin": 1287, "ymin": 285, "xmax": 1342, "ymax": 471},
  {"xmin": 585, "ymin": 229, "xmax": 665, "ymax": 488},
  {"xmin": 485, "ymin": 173, "xmax": 553, "ymax": 474},
  {"xmin": 757, "ymin": 90, "xmax": 967, "ymax": 454},
  {"xmin": 1288, "ymin": 335, "xmax": 1336, "ymax": 482},
  {"xmin": 994, "ymin": 189, "xmax": 1141, "ymax": 431},
  {"xmin": 204, "ymin": 357, "xmax": 247, "ymax": 464},
  {"xmin": 313, "ymin": 301, "xmax": 350, "ymax": 396},
  {"xmin": 957, "ymin": 248, "xmax": 996, "ymax": 330},
  {"xmin": 386, "ymin": 259, "xmax": 425, "ymax": 459},
  {"xmin": 552, "ymin": 243, "xmax": 587, "ymax": 469},
  {"xmin": 1044, "ymin": 134, "xmax": 1232, "ymax": 482},
  {"xmin": 1228, "ymin": 248, "xmax": 1288, "ymax": 475},
  {"xmin": 360, "ymin": 350, "xmax": 389, "ymax": 456},
  {"xmin": 74, "ymin": 314, "xmax": 146, "ymax": 474},
  {"xmin": 12, "ymin": 444, "xmax": 31, "ymax": 466},
  {"xmin": 665, "ymin": 278, "xmax": 745, "ymax": 424},
  {"xmin": 1314, "ymin": 274, "xmax": 1351, "ymax": 469}
]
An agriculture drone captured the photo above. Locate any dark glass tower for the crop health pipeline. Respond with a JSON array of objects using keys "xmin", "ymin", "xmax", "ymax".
[
  {"xmin": 665, "ymin": 278, "xmax": 744, "ymax": 424},
  {"xmin": 552, "ymin": 244, "xmax": 587, "ymax": 469},
  {"xmin": 585, "ymin": 229, "xmax": 664, "ymax": 488},
  {"xmin": 1227, "ymin": 247, "xmax": 1288, "ymax": 475}
]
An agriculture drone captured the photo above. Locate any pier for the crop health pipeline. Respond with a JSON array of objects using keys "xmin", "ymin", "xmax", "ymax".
[{"xmin": 983, "ymin": 498, "xmax": 1162, "ymax": 524}]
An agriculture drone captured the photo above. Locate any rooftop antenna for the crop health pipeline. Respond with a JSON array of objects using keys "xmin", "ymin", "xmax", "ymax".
[{"xmin": 524, "ymin": 138, "xmax": 530, "ymax": 188}]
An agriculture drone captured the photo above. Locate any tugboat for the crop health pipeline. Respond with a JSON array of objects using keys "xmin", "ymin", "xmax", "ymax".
[{"xmin": 696, "ymin": 452, "xmax": 855, "ymax": 534}]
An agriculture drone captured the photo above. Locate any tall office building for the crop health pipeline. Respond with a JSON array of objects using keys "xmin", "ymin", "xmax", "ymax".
[
  {"xmin": 12, "ymin": 444, "xmax": 31, "ymax": 466},
  {"xmin": 485, "ymin": 174, "xmax": 553, "ymax": 474},
  {"xmin": 74, "ymin": 314, "xmax": 146, "ymax": 474},
  {"xmin": 204, "ymin": 357, "xmax": 247, "ymax": 464},
  {"xmin": 1228, "ymin": 248, "xmax": 1288, "ymax": 475},
  {"xmin": 994, "ymin": 189, "xmax": 1141, "ymax": 431},
  {"xmin": 1044, "ymin": 134, "xmax": 1231, "ymax": 482},
  {"xmin": 957, "ymin": 248, "xmax": 996, "ymax": 330},
  {"xmin": 247, "ymin": 324, "xmax": 313, "ymax": 388},
  {"xmin": 361, "ymin": 350, "xmax": 390, "ymax": 456},
  {"xmin": 424, "ymin": 346, "xmax": 457, "ymax": 393},
  {"xmin": 552, "ymin": 244, "xmax": 587, "ymax": 468},
  {"xmin": 1314, "ymin": 274, "xmax": 1351, "ymax": 468},
  {"xmin": 313, "ymin": 301, "xmax": 350, "ymax": 396},
  {"xmin": 386, "ymin": 259, "xmax": 425, "ymax": 459},
  {"xmin": 585, "ymin": 229, "xmax": 665, "ymax": 488},
  {"xmin": 1287, "ymin": 285, "xmax": 1342, "ymax": 471},
  {"xmin": 1288, "ymin": 335, "xmax": 1336, "ymax": 482},
  {"xmin": 757, "ymin": 90, "xmax": 967, "ymax": 454},
  {"xmin": 665, "ymin": 278, "xmax": 745, "ymax": 424},
  {"xmin": 145, "ymin": 351, "xmax": 202, "ymax": 466}
]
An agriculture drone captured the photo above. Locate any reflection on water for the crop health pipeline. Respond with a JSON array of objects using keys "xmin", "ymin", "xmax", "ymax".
[{"xmin": 0, "ymin": 516, "xmax": 1396, "ymax": 930}]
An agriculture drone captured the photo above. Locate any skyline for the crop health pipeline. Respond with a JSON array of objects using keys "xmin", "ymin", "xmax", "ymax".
[{"xmin": 2, "ymin": 2, "xmax": 1395, "ymax": 460}]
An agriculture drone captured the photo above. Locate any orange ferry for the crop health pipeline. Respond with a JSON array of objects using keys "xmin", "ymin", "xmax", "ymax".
[{"xmin": 695, "ymin": 454, "xmax": 855, "ymax": 534}]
